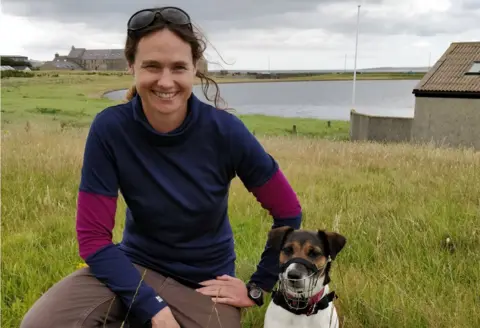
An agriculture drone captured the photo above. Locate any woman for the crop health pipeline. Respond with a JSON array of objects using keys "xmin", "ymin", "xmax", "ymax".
[{"xmin": 21, "ymin": 6, "xmax": 302, "ymax": 328}]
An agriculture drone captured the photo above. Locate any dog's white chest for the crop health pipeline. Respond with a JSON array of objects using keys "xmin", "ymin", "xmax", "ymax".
[{"xmin": 264, "ymin": 300, "xmax": 339, "ymax": 328}]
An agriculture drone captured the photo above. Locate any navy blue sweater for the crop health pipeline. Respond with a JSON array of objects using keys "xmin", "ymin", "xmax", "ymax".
[{"xmin": 76, "ymin": 92, "xmax": 302, "ymax": 324}]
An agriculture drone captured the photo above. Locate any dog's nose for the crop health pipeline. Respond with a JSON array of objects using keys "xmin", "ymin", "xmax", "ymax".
[{"xmin": 287, "ymin": 270, "xmax": 302, "ymax": 280}]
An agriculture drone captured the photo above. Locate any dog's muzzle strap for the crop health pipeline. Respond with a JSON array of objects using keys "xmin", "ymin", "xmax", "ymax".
[{"xmin": 279, "ymin": 257, "xmax": 320, "ymax": 273}]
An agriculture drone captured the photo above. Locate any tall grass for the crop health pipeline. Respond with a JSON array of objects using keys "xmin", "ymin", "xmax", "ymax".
[{"xmin": 2, "ymin": 122, "xmax": 479, "ymax": 328}]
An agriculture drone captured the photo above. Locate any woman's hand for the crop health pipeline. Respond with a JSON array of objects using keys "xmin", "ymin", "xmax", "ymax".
[
  {"xmin": 151, "ymin": 306, "xmax": 180, "ymax": 328},
  {"xmin": 196, "ymin": 274, "xmax": 256, "ymax": 308}
]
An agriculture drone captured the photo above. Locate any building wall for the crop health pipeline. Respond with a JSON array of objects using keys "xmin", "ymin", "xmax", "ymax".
[
  {"xmin": 350, "ymin": 110, "xmax": 413, "ymax": 143},
  {"xmin": 349, "ymin": 110, "xmax": 370, "ymax": 141},
  {"xmin": 411, "ymin": 97, "xmax": 480, "ymax": 150},
  {"xmin": 107, "ymin": 59, "xmax": 128, "ymax": 71},
  {"xmin": 68, "ymin": 58, "xmax": 127, "ymax": 71}
]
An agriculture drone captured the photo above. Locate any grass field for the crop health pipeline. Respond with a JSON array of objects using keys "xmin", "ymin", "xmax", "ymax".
[
  {"xmin": 1, "ymin": 71, "xmax": 350, "ymax": 139},
  {"xmin": 2, "ymin": 71, "xmax": 479, "ymax": 328}
]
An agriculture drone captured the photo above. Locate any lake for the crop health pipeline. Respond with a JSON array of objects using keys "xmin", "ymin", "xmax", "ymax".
[{"xmin": 103, "ymin": 79, "xmax": 419, "ymax": 121}]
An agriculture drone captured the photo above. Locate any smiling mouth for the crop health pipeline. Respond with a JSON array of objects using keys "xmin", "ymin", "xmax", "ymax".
[{"xmin": 153, "ymin": 91, "xmax": 178, "ymax": 100}]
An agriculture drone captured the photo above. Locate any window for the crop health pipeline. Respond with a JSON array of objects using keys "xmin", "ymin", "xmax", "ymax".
[{"xmin": 466, "ymin": 61, "xmax": 480, "ymax": 75}]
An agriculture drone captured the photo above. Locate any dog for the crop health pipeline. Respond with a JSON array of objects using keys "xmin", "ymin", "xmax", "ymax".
[{"xmin": 264, "ymin": 226, "xmax": 347, "ymax": 328}]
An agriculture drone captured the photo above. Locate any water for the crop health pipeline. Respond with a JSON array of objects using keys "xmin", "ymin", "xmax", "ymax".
[{"xmin": 104, "ymin": 79, "xmax": 418, "ymax": 121}]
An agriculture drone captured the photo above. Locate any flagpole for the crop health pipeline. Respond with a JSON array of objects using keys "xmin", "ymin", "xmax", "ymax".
[{"xmin": 352, "ymin": 4, "xmax": 361, "ymax": 108}]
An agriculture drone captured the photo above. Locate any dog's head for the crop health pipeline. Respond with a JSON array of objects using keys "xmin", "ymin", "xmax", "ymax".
[{"xmin": 268, "ymin": 226, "xmax": 346, "ymax": 298}]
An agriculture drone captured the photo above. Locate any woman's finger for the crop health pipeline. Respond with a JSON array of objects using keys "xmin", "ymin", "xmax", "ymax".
[
  {"xmin": 196, "ymin": 286, "xmax": 233, "ymax": 297},
  {"xmin": 198, "ymin": 279, "xmax": 229, "ymax": 286},
  {"xmin": 211, "ymin": 297, "xmax": 236, "ymax": 305}
]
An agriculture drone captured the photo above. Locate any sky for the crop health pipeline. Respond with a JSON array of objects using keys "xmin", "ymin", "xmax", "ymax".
[{"xmin": 1, "ymin": 0, "xmax": 479, "ymax": 70}]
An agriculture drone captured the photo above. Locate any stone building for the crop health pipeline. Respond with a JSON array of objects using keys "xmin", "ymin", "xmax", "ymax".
[
  {"xmin": 40, "ymin": 46, "xmax": 126, "ymax": 71},
  {"xmin": 67, "ymin": 46, "xmax": 127, "ymax": 71}
]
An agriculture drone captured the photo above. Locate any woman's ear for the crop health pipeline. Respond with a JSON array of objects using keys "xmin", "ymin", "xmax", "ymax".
[{"xmin": 127, "ymin": 63, "xmax": 134, "ymax": 75}]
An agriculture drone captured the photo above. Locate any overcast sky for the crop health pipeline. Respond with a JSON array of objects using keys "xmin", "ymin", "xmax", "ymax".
[{"xmin": 1, "ymin": 0, "xmax": 479, "ymax": 70}]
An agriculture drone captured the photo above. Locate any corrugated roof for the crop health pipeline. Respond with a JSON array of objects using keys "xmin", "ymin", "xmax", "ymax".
[{"xmin": 413, "ymin": 42, "xmax": 480, "ymax": 94}]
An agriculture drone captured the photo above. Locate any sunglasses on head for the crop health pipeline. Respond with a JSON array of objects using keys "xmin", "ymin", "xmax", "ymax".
[{"xmin": 127, "ymin": 7, "xmax": 192, "ymax": 32}]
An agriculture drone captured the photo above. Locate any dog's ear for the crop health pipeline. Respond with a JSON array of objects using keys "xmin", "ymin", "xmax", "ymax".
[
  {"xmin": 267, "ymin": 226, "xmax": 294, "ymax": 251},
  {"xmin": 317, "ymin": 230, "xmax": 346, "ymax": 260}
]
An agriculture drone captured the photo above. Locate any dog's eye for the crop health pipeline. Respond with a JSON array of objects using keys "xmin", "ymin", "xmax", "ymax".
[
  {"xmin": 282, "ymin": 246, "xmax": 293, "ymax": 255},
  {"xmin": 308, "ymin": 249, "xmax": 321, "ymax": 258}
]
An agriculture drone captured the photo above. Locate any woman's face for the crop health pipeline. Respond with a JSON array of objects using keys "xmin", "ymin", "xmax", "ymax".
[{"xmin": 130, "ymin": 28, "xmax": 197, "ymax": 120}]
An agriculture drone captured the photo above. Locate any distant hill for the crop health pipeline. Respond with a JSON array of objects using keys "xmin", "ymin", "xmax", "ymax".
[{"xmin": 359, "ymin": 66, "xmax": 430, "ymax": 73}]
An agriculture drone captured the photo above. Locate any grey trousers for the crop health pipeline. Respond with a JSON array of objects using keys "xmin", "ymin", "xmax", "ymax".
[{"xmin": 20, "ymin": 264, "xmax": 241, "ymax": 328}]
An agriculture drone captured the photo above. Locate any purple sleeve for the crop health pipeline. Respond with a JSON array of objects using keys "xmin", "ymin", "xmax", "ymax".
[
  {"xmin": 249, "ymin": 169, "xmax": 302, "ymax": 219},
  {"xmin": 76, "ymin": 116, "xmax": 166, "ymax": 324},
  {"xmin": 229, "ymin": 116, "xmax": 302, "ymax": 291},
  {"xmin": 76, "ymin": 191, "xmax": 116, "ymax": 259}
]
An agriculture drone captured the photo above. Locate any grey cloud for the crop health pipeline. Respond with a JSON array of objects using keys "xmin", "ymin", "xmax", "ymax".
[
  {"xmin": 461, "ymin": 0, "xmax": 480, "ymax": 10},
  {"xmin": 3, "ymin": 0, "xmax": 477, "ymax": 41},
  {"xmin": 3, "ymin": 0, "xmax": 346, "ymax": 25},
  {"xmin": 326, "ymin": 11, "xmax": 479, "ymax": 37},
  {"xmin": 275, "ymin": 3, "xmax": 480, "ymax": 37},
  {"xmin": 3, "ymin": 0, "xmax": 379, "ymax": 33}
]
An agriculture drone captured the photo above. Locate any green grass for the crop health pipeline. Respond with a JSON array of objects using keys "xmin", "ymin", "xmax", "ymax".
[
  {"xmin": 1, "ymin": 71, "xmax": 130, "ymax": 127},
  {"xmin": 2, "ymin": 72, "xmax": 479, "ymax": 328},
  {"xmin": 239, "ymin": 114, "xmax": 349, "ymax": 140},
  {"xmin": 1, "ymin": 71, "xmax": 349, "ymax": 139}
]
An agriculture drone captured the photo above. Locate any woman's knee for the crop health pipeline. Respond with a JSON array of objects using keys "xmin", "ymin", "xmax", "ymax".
[{"xmin": 20, "ymin": 268, "xmax": 122, "ymax": 328}]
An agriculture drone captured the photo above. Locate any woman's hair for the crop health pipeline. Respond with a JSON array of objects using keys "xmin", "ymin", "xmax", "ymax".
[{"xmin": 124, "ymin": 9, "xmax": 224, "ymax": 108}]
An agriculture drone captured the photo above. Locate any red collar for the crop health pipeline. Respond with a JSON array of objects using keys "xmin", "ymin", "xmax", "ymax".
[
  {"xmin": 272, "ymin": 287, "xmax": 336, "ymax": 316},
  {"xmin": 308, "ymin": 287, "xmax": 325, "ymax": 305}
]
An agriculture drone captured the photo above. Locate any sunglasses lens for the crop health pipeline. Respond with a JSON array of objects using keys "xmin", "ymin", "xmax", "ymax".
[
  {"xmin": 161, "ymin": 8, "xmax": 190, "ymax": 25},
  {"xmin": 128, "ymin": 10, "xmax": 154, "ymax": 30},
  {"xmin": 128, "ymin": 7, "xmax": 191, "ymax": 31}
]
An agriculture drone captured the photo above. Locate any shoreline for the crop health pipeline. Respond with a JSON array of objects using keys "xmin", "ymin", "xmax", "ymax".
[
  {"xmin": 100, "ymin": 74, "xmax": 422, "ymax": 98},
  {"xmin": 19, "ymin": 70, "xmax": 424, "ymax": 100},
  {"xmin": 29, "ymin": 69, "xmax": 424, "ymax": 83}
]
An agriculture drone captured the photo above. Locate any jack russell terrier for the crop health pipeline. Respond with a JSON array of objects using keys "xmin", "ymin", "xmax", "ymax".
[{"xmin": 262, "ymin": 226, "xmax": 347, "ymax": 328}]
